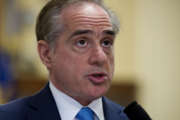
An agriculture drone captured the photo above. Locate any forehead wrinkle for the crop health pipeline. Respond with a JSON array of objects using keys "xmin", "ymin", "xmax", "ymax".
[
  {"xmin": 71, "ymin": 14, "xmax": 110, "ymax": 19},
  {"xmin": 73, "ymin": 19, "xmax": 111, "ymax": 25},
  {"xmin": 73, "ymin": 22, "xmax": 112, "ymax": 28},
  {"xmin": 71, "ymin": 14, "xmax": 111, "ymax": 22},
  {"xmin": 71, "ymin": 18, "xmax": 113, "ymax": 35},
  {"xmin": 71, "ymin": 15, "xmax": 112, "ymax": 27}
]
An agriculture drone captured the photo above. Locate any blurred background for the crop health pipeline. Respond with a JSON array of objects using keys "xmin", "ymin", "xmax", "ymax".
[{"xmin": 0, "ymin": 0, "xmax": 180, "ymax": 119}]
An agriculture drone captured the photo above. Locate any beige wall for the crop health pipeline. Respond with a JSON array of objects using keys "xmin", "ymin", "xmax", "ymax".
[
  {"xmin": 106, "ymin": 0, "xmax": 180, "ymax": 119},
  {"xmin": 104, "ymin": 0, "xmax": 135, "ymax": 79},
  {"xmin": 0, "ymin": 0, "xmax": 3, "ymax": 45},
  {"xmin": 134, "ymin": 0, "xmax": 180, "ymax": 119}
]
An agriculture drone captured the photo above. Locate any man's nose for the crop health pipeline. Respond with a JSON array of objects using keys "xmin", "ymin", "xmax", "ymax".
[{"xmin": 88, "ymin": 46, "xmax": 107, "ymax": 66}]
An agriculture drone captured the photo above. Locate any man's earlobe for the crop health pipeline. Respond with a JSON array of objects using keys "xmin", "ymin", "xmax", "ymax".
[{"xmin": 37, "ymin": 40, "xmax": 52, "ymax": 69}]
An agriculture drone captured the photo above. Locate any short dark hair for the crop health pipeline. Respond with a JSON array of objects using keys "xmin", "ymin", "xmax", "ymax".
[{"xmin": 36, "ymin": 0, "xmax": 119, "ymax": 45}]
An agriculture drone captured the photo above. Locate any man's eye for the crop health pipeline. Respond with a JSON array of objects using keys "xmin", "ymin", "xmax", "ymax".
[
  {"xmin": 76, "ymin": 39, "xmax": 87, "ymax": 47},
  {"xmin": 102, "ymin": 40, "xmax": 113, "ymax": 47}
]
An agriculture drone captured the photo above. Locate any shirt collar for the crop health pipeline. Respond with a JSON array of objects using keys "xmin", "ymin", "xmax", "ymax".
[
  {"xmin": 88, "ymin": 97, "xmax": 104, "ymax": 120},
  {"xmin": 49, "ymin": 81, "xmax": 104, "ymax": 120}
]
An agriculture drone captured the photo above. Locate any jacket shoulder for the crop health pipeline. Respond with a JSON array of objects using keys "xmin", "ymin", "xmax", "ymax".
[{"xmin": 0, "ymin": 97, "xmax": 31, "ymax": 120}]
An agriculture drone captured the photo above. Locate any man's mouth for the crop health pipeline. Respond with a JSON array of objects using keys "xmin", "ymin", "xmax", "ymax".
[{"xmin": 87, "ymin": 72, "xmax": 108, "ymax": 84}]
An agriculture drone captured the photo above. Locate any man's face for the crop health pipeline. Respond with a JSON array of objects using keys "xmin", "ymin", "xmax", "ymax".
[{"xmin": 49, "ymin": 3, "xmax": 115, "ymax": 105}]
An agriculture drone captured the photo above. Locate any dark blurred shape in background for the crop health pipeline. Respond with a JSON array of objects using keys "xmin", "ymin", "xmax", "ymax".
[{"xmin": 0, "ymin": 48, "xmax": 17, "ymax": 102}]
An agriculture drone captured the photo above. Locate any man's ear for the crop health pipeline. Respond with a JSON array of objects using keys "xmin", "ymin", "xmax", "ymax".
[{"xmin": 37, "ymin": 40, "xmax": 53, "ymax": 69}]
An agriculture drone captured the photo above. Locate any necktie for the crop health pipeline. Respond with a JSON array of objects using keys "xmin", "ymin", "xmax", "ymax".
[{"xmin": 76, "ymin": 107, "xmax": 94, "ymax": 120}]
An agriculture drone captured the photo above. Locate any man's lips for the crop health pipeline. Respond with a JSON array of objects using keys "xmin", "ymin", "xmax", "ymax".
[{"xmin": 86, "ymin": 72, "xmax": 108, "ymax": 84}]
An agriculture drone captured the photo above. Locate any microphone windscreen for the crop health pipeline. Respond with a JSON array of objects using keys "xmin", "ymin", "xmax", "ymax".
[{"xmin": 124, "ymin": 101, "xmax": 151, "ymax": 120}]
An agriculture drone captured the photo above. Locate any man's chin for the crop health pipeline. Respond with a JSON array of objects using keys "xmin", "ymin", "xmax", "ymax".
[{"xmin": 88, "ymin": 86, "xmax": 109, "ymax": 99}]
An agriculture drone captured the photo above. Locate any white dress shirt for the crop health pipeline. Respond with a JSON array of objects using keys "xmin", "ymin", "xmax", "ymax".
[{"xmin": 49, "ymin": 81, "xmax": 105, "ymax": 120}]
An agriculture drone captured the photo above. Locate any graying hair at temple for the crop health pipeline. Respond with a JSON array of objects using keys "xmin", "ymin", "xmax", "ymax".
[{"xmin": 35, "ymin": 0, "xmax": 120, "ymax": 46}]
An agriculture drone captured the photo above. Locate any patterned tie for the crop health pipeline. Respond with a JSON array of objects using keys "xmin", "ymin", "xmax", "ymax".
[{"xmin": 76, "ymin": 107, "xmax": 94, "ymax": 120}]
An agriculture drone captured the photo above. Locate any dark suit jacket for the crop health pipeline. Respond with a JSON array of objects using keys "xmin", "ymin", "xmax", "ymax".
[{"xmin": 0, "ymin": 84, "xmax": 129, "ymax": 120}]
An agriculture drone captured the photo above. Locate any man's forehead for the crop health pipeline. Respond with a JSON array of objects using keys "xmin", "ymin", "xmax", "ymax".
[
  {"xmin": 60, "ymin": 2, "xmax": 111, "ymax": 28},
  {"xmin": 61, "ymin": 2, "xmax": 110, "ymax": 21}
]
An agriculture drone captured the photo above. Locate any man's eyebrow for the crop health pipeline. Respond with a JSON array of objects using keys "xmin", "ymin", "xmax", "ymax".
[
  {"xmin": 69, "ymin": 30, "xmax": 93, "ymax": 39},
  {"xmin": 103, "ymin": 30, "xmax": 115, "ymax": 36}
]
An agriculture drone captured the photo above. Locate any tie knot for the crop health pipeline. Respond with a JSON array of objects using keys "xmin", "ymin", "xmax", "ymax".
[{"xmin": 76, "ymin": 107, "xmax": 94, "ymax": 120}]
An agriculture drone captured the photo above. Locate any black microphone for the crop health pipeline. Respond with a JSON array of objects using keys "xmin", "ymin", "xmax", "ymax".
[{"xmin": 124, "ymin": 101, "xmax": 152, "ymax": 120}]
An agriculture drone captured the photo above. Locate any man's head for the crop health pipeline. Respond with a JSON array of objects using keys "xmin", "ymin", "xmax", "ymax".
[
  {"xmin": 37, "ymin": 0, "xmax": 119, "ymax": 105},
  {"xmin": 36, "ymin": 0, "xmax": 119, "ymax": 45}
]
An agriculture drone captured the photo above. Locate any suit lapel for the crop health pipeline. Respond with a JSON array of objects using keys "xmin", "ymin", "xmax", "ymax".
[
  {"xmin": 27, "ymin": 83, "xmax": 61, "ymax": 120},
  {"xmin": 102, "ymin": 97, "xmax": 129, "ymax": 120}
]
